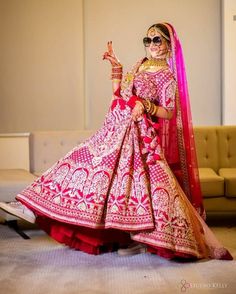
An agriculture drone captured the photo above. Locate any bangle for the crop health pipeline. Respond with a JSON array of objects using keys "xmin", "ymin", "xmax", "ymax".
[
  {"xmin": 135, "ymin": 100, "xmax": 145, "ymax": 110},
  {"xmin": 111, "ymin": 65, "xmax": 123, "ymax": 80},
  {"xmin": 111, "ymin": 74, "xmax": 122, "ymax": 80},
  {"xmin": 112, "ymin": 64, "xmax": 123, "ymax": 68},
  {"xmin": 112, "ymin": 67, "xmax": 123, "ymax": 73},
  {"xmin": 151, "ymin": 105, "xmax": 159, "ymax": 116},
  {"xmin": 142, "ymin": 99, "xmax": 159, "ymax": 116},
  {"xmin": 112, "ymin": 78, "xmax": 122, "ymax": 82},
  {"xmin": 142, "ymin": 99, "xmax": 152, "ymax": 112}
]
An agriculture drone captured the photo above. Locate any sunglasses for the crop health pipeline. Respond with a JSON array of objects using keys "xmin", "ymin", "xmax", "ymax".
[{"xmin": 143, "ymin": 36, "xmax": 162, "ymax": 47}]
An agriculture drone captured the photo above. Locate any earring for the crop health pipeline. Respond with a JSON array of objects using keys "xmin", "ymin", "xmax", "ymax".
[
  {"xmin": 144, "ymin": 47, "xmax": 150, "ymax": 59},
  {"xmin": 166, "ymin": 47, "xmax": 172, "ymax": 62}
]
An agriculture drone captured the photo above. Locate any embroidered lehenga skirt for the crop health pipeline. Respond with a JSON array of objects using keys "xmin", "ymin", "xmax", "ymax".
[{"xmin": 16, "ymin": 66, "xmax": 233, "ymax": 260}]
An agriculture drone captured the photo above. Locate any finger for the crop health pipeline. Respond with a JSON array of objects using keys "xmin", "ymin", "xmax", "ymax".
[
  {"xmin": 108, "ymin": 41, "xmax": 113, "ymax": 54},
  {"xmin": 131, "ymin": 113, "xmax": 136, "ymax": 121},
  {"xmin": 103, "ymin": 52, "xmax": 110, "ymax": 59}
]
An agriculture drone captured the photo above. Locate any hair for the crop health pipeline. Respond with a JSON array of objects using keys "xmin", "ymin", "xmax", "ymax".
[{"xmin": 147, "ymin": 23, "xmax": 170, "ymax": 42}]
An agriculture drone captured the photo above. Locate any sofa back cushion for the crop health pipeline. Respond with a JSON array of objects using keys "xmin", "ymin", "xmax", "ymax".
[
  {"xmin": 29, "ymin": 130, "xmax": 94, "ymax": 175},
  {"xmin": 217, "ymin": 126, "xmax": 236, "ymax": 168},
  {"xmin": 193, "ymin": 126, "xmax": 219, "ymax": 172}
]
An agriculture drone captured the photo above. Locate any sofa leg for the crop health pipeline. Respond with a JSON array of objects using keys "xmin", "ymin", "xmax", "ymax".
[{"xmin": 5, "ymin": 220, "xmax": 30, "ymax": 239}]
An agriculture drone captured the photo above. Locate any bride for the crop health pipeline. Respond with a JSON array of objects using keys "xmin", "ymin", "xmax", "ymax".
[{"xmin": 0, "ymin": 22, "xmax": 233, "ymax": 260}]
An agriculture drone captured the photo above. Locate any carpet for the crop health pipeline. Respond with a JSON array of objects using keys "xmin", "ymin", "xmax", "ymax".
[{"xmin": 0, "ymin": 221, "xmax": 236, "ymax": 294}]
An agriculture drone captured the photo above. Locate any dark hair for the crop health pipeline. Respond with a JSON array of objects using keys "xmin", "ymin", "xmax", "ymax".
[{"xmin": 147, "ymin": 23, "xmax": 170, "ymax": 42}]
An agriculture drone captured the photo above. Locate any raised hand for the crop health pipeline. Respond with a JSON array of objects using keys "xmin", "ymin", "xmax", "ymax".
[{"xmin": 103, "ymin": 41, "xmax": 121, "ymax": 67}]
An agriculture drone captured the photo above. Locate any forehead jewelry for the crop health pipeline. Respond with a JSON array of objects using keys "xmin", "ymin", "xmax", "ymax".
[
  {"xmin": 148, "ymin": 26, "xmax": 170, "ymax": 41},
  {"xmin": 149, "ymin": 27, "xmax": 157, "ymax": 37}
]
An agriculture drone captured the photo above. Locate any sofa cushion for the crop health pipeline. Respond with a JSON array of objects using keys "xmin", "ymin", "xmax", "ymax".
[
  {"xmin": 198, "ymin": 168, "xmax": 224, "ymax": 197},
  {"xmin": 29, "ymin": 130, "xmax": 94, "ymax": 175},
  {"xmin": 0, "ymin": 169, "xmax": 37, "ymax": 202},
  {"xmin": 217, "ymin": 126, "xmax": 236, "ymax": 168},
  {"xmin": 219, "ymin": 168, "xmax": 236, "ymax": 198},
  {"xmin": 203, "ymin": 197, "xmax": 236, "ymax": 213},
  {"xmin": 194, "ymin": 127, "xmax": 218, "ymax": 172}
]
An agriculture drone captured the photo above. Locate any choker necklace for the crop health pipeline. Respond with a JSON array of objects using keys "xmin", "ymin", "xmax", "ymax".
[
  {"xmin": 139, "ymin": 58, "xmax": 168, "ymax": 73},
  {"xmin": 143, "ymin": 58, "xmax": 168, "ymax": 67}
]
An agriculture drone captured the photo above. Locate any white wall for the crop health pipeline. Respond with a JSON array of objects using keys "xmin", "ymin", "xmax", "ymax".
[{"xmin": 222, "ymin": 0, "xmax": 236, "ymax": 125}]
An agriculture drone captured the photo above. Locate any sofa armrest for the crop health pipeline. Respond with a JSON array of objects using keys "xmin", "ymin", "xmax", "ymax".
[{"xmin": 219, "ymin": 168, "xmax": 236, "ymax": 197}]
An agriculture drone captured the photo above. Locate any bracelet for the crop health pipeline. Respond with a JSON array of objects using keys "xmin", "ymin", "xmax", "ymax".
[
  {"xmin": 111, "ymin": 74, "xmax": 122, "ymax": 80},
  {"xmin": 112, "ymin": 64, "xmax": 123, "ymax": 68},
  {"xmin": 112, "ymin": 78, "xmax": 122, "ymax": 82},
  {"xmin": 112, "ymin": 67, "xmax": 123, "ymax": 73},
  {"xmin": 142, "ymin": 99, "xmax": 159, "ymax": 116},
  {"xmin": 111, "ymin": 65, "xmax": 123, "ymax": 80},
  {"xmin": 135, "ymin": 100, "xmax": 145, "ymax": 110},
  {"xmin": 142, "ymin": 99, "xmax": 151, "ymax": 112},
  {"xmin": 151, "ymin": 105, "xmax": 159, "ymax": 115}
]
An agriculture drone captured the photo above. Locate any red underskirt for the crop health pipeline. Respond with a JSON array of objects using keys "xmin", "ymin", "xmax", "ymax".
[{"xmin": 35, "ymin": 215, "xmax": 199, "ymax": 260}]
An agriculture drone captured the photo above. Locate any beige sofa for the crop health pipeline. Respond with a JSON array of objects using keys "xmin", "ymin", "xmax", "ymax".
[
  {"xmin": 0, "ymin": 127, "xmax": 236, "ymax": 221},
  {"xmin": 194, "ymin": 126, "xmax": 236, "ymax": 216},
  {"xmin": 0, "ymin": 130, "xmax": 93, "ymax": 223}
]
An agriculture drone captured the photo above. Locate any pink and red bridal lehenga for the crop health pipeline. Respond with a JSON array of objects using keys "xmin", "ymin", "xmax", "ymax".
[{"xmin": 16, "ymin": 23, "xmax": 233, "ymax": 260}]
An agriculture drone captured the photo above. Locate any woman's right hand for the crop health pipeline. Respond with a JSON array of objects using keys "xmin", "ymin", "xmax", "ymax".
[
  {"xmin": 103, "ymin": 41, "xmax": 121, "ymax": 67},
  {"xmin": 131, "ymin": 103, "xmax": 144, "ymax": 122}
]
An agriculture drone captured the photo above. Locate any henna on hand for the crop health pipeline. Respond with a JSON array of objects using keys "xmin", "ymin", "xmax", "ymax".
[{"xmin": 103, "ymin": 41, "xmax": 121, "ymax": 67}]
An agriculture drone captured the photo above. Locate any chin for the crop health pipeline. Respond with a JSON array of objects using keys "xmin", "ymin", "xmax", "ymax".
[
  {"xmin": 149, "ymin": 51, "xmax": 160, "ymax": 57},
  {"xmin": 150, "ymin": 53, "xmax": 158, "ymax": 58}
]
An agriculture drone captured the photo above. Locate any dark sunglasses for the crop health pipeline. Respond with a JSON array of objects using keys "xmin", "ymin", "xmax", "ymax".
[{"xmin": 143, "ymin": 36, "xmax": 162, "ymax": 47}]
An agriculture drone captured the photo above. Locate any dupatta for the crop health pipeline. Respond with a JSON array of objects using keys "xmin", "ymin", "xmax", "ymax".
[{"xmin": 158, "ymin": 23, "xmax": 206, "ymax": 219}]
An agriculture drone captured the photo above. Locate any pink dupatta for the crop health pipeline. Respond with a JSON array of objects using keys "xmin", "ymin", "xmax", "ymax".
[{"xmin": 158, "ymin": 23, "xmax": 206, "ymax": 219}]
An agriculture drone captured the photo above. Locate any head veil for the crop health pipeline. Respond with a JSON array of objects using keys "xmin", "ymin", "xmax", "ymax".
[{"xmin": 157, "ymin": 23, "xmax": 206, "ymax": 220}]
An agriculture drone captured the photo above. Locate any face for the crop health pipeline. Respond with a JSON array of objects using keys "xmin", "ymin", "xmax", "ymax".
[{"xmin": 144, "ymin": 28, "xmax": 169, "ymax": 59}]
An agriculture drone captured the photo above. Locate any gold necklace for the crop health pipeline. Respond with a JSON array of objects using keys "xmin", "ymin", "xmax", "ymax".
[
  {"xmin": 143, "ymin": 58, "xmax": 167, "ymax": 67},
  {"xmin": 139, "ymin": 58, "xmax": 168, "ymax": 73}
]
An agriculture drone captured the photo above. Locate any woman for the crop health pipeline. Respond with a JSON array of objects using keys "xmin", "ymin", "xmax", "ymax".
[{"xmin": 0, "ymin": 23, "xmax": 233, "ymax": 260}]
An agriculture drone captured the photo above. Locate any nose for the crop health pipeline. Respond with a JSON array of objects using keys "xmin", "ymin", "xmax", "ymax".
[
  {"xmin": 149, "ymin": 42, "xmax": 156, "ymax": 48},
  {"xmin": 149, "ymin": 43, "xmax": 159, "ymax": 50}
]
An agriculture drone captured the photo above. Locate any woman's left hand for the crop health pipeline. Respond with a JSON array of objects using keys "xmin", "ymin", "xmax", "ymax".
[{"xmin": 131, "ymin": 103, "xmax": 144, "ymax": 121}]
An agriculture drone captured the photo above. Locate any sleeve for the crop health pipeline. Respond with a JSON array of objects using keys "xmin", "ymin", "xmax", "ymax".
[{"xmin": 159, "ymin": 78, "xmax": 177, "ymax": 111}]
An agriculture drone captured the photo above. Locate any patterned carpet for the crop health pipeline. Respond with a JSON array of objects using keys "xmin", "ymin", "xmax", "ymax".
[{"xmin": 0, "ymin": 220, "xmax": 236, "ymax": 294}]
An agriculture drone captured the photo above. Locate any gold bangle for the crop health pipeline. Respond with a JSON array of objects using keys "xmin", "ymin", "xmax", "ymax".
[
  {"xmin": 150, "ymin": 103, "xmax": 154, "ymax": 114},
  {"xmin": 142, "ymin": 100, "xmax": 148, "ymax": 111},
  {"xmin": 112, "ymin": 78, "xmax": 122, "ymax": 82},
  {"xmin": 144, "ymin": 100, "xmax": 151, "ymax": 112},
  {"xmin": 150, "ymin": 105, "xmax": 156, "ymax": 115},
  {"xmin": 151, "ymin": 105, "xmax": 159, "ymax": 116},
  {"xmin": 135, "ymin": 100, "xmax": 145, "ymax": 110}
]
